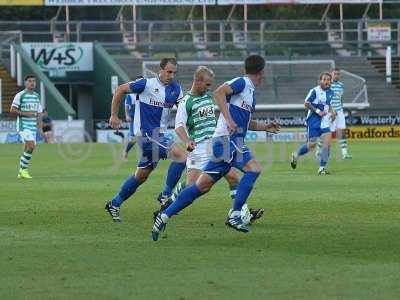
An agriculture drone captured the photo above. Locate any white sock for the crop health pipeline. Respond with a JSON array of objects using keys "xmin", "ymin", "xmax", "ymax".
[
  {"xmin": 230, "ymin": 210, "xmax": 241, "ymax": 218},
  {"xmin": 161, "ymin": 213, "xmax": 169, "ymax": 223}
]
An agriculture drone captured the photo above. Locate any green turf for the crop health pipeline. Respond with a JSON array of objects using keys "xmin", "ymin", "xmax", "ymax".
[{"xmin": 1, "ymin": 141, "xmax": 399, "ymax": 300}]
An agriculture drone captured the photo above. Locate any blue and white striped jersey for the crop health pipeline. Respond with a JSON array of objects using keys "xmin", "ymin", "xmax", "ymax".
[
  {"xmin": 128, "ymin": 77, "xmax": 183, "ymax": 137},
  {"xmin": 305, "ymin": 85, "xmax": 334, "ymax": 129},
  {"xmin": 214, "ymin": 76, "xmax": 256, "ymax": 139}
]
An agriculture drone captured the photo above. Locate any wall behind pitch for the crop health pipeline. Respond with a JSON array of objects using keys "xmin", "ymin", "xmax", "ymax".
[{"xmin": 92, "ymin": 43, "xmax": 130, "ymax": 120}]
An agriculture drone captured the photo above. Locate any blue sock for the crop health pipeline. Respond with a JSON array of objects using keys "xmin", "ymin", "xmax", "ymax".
[
  {"xmin": 297, "ymin": 144, "xmax": 309, "ymax": 156},
  {"xmin": 320, "ymin": 147, "xmax": 330, "ymax": 167},
  {"xmin": 233, "ymin": 172, "xmax": 260, "ymax": 211},
  {"xmin": 165, "ymin": 184, "xmax": 203, "ymax": 217},
  {"xmin": 125, "ymin": 141, "xmax": 135, "ymax": 154},
  {"xmin": 162, "ymin": 161, "xmax": 186, "ymax": 197},
  {"xmin": 111, "ymin": 175, "xmax": 142, "ymax": 207}
]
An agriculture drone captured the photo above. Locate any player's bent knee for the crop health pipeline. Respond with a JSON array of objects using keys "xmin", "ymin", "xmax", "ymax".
[
  {"xmin": 224, "ymin": 170, "xmax": 239, "ymax": 186},
  {"xmin": 252, "ymin": 163, "xmax": 262, "ymax": 174},
  {"xmin": 196, "ymin": 174, "xmax": 214, "ymax": 194},
  {"xmin": 186, "ymin": 169, "xmax": 201, "ymax": 186},
  {"xmin": 308, "ymin": 143, "xmax": 316, "ymax": 151},
  {"xmin": 135, "ymin": 168, "xmax": 152, "ymax": 183},
  {"xmin": 197, "ymin": 184, "xmax": 211, "ymax": 194},
  {"xmin": 250, "ymin": 166, "xmax": 262, "ymax": 174},
  {"xmin": 26, "ymin": 142, "xmax": 35, "ymax": 151},
  {"xmin": 135, "ymin": 175, "xmax": 148, "ymax": 183},
  {"xmin": 245, "ymin": 159, "xmax": 262, "ymax": 174}
]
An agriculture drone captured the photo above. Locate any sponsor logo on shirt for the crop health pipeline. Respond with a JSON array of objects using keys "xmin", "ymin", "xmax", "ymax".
[
  {"xmin": 241, "ymin": 101, "xmax": 253, "ymax": 112},
  {"xmin": 22, "ymin": 103, "xmax": 38, "ymax": 111},
  {"xmin": 149, "ymin": 98, "xmax": 164, "ymax": 107},
  {"xmin": 198, "ymin": 106, "xmax": 214, "ymax": 117}
]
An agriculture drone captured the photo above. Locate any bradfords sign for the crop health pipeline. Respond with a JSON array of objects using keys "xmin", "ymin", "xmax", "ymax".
[
  {"xmin": 22, "ymin": 43, "xmax": 93, "ymax": 72},
  {"xmin": 345, "ymin": 126, "xmax": 400, "ymax": 140}
]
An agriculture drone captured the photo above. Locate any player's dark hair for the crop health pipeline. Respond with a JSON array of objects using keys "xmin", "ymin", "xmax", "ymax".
[
  {"xmin": 24, "ymin": 74, "xmax": 36, "ymax": 81},
  {"xmin": 330, "ymin": 67, "xmax": 340, "ymax": 72},
  {"xmin": 160, "ymin": 58, "xmax": 177, "ymax": 69},
  {"xmin": 245, "ymin": 55, "xmax": 265, "ymax": 75},
  {"xmin": 319, "ymin": 72, "xmax": 332, "ymax": 80}
]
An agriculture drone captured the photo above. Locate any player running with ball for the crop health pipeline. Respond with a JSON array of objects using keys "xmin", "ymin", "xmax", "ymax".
[
  {"xmin": 160, "ymin": 65, "xmax": 264, "ymax": 224},
  {"xmin": 106, "ymin": 58, "xmax": 187, "ymax": 222},
  {"xmin": 152, "ymin": 55, "xmax": 280, "ymax": 241}
]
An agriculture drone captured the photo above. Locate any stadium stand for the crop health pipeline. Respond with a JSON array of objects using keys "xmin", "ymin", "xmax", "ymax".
[
  {"xmin": 1, "ymin": 17, "xmax": 399, "ymax": 121},
  {"xmin": 117, "ymin": 56, "xmax": 399, "ymax": 111},
  {"xmin": 336, "ymin": 57, "xmax": 400, "ymax": 110},
  {"xmin": 0, "ymin": 65, "xmax": 19, "ymax": 117},
  {"xmin": 369, "ymin": 56, "xmax": 400, "ymax": 89}
]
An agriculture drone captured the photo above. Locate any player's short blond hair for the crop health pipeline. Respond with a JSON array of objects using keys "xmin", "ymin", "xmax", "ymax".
[{"xmin": 194, "ymin": 66, "xmax": 215, "ymax": 81}]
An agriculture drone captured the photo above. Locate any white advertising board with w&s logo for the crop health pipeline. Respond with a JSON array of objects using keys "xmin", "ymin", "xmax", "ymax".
[{"xmin": 22, "ymin": 43, "xmax": 93, "ymax": 72}]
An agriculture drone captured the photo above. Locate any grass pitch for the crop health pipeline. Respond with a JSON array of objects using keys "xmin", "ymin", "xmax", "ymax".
[{"xmin": 1, "ymin": 141, "xmax": 399, "ymax": 300}]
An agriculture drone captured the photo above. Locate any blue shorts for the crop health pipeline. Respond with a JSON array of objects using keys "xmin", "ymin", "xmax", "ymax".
[
  {"xmin": 137, "ymin": 135, "xmax": 174, "ymax": 169},
  {"xmin": 203, "ymin": 136, "xmax": 254, "ymax": 182},
  {"xmin": 307, "ymin": 126, "xmax": 331, "ymax": 142}
]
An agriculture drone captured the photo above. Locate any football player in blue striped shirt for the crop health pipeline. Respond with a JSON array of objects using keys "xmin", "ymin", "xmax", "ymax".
[
  {"xmin": 152, "ymin": 55, "xmax": 280, "ymax": 240},
  {"xmin": 290, "ymin": 72, "xmax": 336, "ymax": 175}
]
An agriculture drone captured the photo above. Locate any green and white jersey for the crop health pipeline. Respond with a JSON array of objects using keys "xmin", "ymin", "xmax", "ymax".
[
  {"xmin": 330, "ymin": 80, "xmax": 344, "ymax": 112},
  {"xmin": 11, "ymin": 90, "xmax": 43, "ymax": 133},
  {"xmin": 175, "ymin": 92, "xmax": 216, "ymax": 144}
]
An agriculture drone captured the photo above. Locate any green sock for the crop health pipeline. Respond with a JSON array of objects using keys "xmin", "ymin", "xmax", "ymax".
[
  {"xmin": 170, "ymin": 181, "xmax": 186, "ymax": 202},
  {"xmin": 339, "ymin": 139, "xmax": 348, "ymax": 155},
  {"xmin": 20, "ymin": 149, "xmax": 33, "ymax": 170}
]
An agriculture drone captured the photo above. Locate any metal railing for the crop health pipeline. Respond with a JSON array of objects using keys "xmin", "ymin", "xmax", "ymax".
[
  {"xmin": 0, "ymin": 19, "xmax": 399, "ymax": 57},
  {"xmin": 0, "ymin": 31, "xmax": 22, "ymax": 69}
]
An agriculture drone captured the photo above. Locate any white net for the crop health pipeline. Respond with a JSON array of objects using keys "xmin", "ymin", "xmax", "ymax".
[{"xmin": 142, "ymin": 60, "xmax": 369, "ymax": 110}]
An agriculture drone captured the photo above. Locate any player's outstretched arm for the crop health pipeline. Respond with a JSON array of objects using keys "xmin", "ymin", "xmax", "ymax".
[
  {"xmin": 214, "ymin": 84, "xmax": 237, "ymax": 133},
  {"xmin": 249, "ymin": 120, "xmax": 280, "ymax": 133},
  {"xmin": 110, "ymin": 83, "xmax": 131, "ymax": 129}
]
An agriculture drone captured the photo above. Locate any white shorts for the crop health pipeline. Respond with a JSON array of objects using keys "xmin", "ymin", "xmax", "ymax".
[
  {"xmin": 186, "ymin": 139, "xmax": 213, "ymax": 171},
  {"xmin": 330, "ymin": 110, "xmax": 346, "ymax": 131},
  {"xmin": 19, "ymin": 130, "xmax": 36, "ymax": 143}
]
